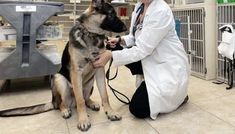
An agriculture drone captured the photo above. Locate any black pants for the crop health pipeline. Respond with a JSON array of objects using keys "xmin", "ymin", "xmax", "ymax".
[
  {"xmin": 108, "ymin": 43, "xmax": 150, "ymax": 118},
  {"xmin": 129, "ymin": 81, "xmax": 150, "ymax": 118},
  {"xmin": 126, "ymin": 61, "xmax": 150, "ymax": 118}
]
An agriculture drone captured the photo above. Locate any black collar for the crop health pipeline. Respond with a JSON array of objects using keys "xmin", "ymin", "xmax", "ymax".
[{"xmin": 75, "ymin": 19, "xmax": 106, "ymax": 39}]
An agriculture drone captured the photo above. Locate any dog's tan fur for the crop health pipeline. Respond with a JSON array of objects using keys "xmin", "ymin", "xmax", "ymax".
[{"xmin": 52, "ymin": 1, "xmax": 126, "ymax": 131}]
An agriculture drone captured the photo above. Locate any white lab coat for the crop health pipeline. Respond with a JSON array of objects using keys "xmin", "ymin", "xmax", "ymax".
[{"xmin": 112, "ymin": 0, "xmax": 190, "ymax": 119}]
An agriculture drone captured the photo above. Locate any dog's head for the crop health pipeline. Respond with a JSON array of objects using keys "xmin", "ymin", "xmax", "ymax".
[
  {"xmin": 69, "ymin": 24, "xmax": 107, "ymax": 62},
  {"xmin": 77, "ymin": 0, "xmax": 127, "ymax": 34},
  {"xmin": 70, "ymin": 0, "xmax": 127, "ymax": 62}
]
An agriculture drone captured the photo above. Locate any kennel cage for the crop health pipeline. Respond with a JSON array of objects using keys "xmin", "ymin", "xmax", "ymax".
[
  {"xmin": 171, "ymin": 0, "xmax": 217, "ymax": 80},
  {"xmin": 0, "ymin": 1, "xmax": 64, "ymax": 79},
  {"xmin": 173, "ymin": 8, "xmax": 206, "ymax": 78},
  {"xmin": 216, "ymin": 3, "xmax": 235, "ymax": 81}
]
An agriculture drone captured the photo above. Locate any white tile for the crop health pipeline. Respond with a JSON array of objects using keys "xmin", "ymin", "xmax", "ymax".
[
  {"xmin": 0, "ymin": 111, "xmax": 69, "ymax": 134},
  {"xmin": 195, "ymin": 94, "xmax": 235, "ymax": 126},
  {"xmin": 68, "ymin": 117, "xmax": 158, "ymax": 134},
  {"xmin": 0, "ymin": 84, "xmax": 51, "ymax": 110},
  {"xmin": 188, "ymin": 76, "xmax": 235, "ymax": 103},
  {"xmin": 146, "ymin": 102, "xmax": 235, "ymax": 134}
]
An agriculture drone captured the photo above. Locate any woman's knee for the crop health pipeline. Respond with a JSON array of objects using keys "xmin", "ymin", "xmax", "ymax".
[
  {"xmin": 129, "ymin": 81, "xmax": 150, "ymax": 118},
  {"xmin": 129, "ymin": 102, "xmax": 149, "ymax": 118}
]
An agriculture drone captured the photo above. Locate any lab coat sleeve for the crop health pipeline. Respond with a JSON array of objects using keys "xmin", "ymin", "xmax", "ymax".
[
  {"xmin": 112, "ymin": 9, "xmax": 173, "ymax": 66},
  {"xmin": 122, "ymin": 34, "xmax": 135, "ymax": 47}
]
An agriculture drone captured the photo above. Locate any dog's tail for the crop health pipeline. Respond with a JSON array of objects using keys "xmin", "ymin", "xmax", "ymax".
[{"xmin": 0, "ymin": 102, "xmax": 54, "ymax": 117}]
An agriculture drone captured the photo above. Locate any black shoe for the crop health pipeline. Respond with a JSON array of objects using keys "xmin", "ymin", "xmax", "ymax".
[{"xmin": 179, "ymin": 95, "xmax": 189, "ymax": 108}]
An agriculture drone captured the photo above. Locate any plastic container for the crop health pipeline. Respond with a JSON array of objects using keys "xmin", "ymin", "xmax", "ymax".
[
  {"xmin": 36, "ymin": 24, "xmax": 63, "ymax": 40},
  {"xmin": 185, "ymin": 0, "xmax": 204, "ymax": 4},
  {"xmin": 217, "ymin": 0, "xmax": 235, "ymax": 4},
  {"xmin": 0, "ymin": 25, "xmax": 63, "ymax": 41}
]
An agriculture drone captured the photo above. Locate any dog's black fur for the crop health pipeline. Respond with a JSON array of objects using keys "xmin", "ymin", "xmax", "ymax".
[{"xmin": 59, "ymin": 28, "xmax": 106, "ymax": 82}]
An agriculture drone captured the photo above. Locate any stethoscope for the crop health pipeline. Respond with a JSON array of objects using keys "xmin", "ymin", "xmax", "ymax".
[{"xmin": 133, "ymin": 3, "xmax": 145, "ymax": 35}]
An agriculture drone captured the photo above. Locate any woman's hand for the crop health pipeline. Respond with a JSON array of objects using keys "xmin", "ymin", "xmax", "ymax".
[
  {"xmin": 93, "ymin": 50, "xmax": 112, "ymax": 68},
  {"xmin": 107, "ymin": 37, "xmax": 119, "ymax": 48}
]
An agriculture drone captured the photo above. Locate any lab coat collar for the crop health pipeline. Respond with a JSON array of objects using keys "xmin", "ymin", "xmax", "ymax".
[{"xmin": 145, "ymin": 0, "xmax": 159, "ymax": 16}]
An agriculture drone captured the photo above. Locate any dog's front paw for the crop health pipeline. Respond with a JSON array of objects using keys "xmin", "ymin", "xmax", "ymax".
[
  {"xmin": 105, "ymin": 111, "xmax": 122, "ymax": 121},
  {"xmin": 77, "ymin": 119, "xmax": 91, "ymax": 132},
  {"xmin": 61, "ymin": 109, "xmax": 72, "ymax": 119},
  {"xmin": 86, "ymin": 99, "xmax": 100, "ymax": 111}
]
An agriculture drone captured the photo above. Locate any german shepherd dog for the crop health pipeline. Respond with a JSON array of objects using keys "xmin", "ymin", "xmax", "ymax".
[{"xmin": 0, "ymin": 0, "xmax": 127, "ymax": 131}]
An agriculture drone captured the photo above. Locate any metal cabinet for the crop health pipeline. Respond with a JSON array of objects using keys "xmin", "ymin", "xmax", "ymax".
[{"xmin": 0, "ymin": 1, "xmax": 64, "ymax": 79}]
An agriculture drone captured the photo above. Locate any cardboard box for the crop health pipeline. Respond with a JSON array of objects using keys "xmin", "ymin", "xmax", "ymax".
[{"xmin": 0, "ymin": 26, "xmax": 17, "ymax": 41}]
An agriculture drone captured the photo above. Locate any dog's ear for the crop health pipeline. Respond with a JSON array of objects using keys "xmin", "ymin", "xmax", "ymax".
[
  {"xmin": 91, "ymin": 0, "xmax": 111, "ymax": 8},
  {"xmin": 91, "ymin": 0, "xmax": 105, "ymax": 9},
  {"xmin": 76, "ymin": 14, "xmax": 87, "ymax": 23},
  {"xmin": 104, "ymin": 0, "xmax": 112, "ymax": 3},
  {"xmin": 87, "ymin": 0, "xmax": 111, "ymax": 14}
]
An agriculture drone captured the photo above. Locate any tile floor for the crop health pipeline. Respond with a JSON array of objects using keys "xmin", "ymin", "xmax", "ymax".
[{"xmin": 1, "ymin": 41, "xmax": 235, "ymax": 134}]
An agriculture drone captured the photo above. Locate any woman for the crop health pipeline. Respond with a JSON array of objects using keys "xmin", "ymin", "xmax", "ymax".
[{"xmin": 93, "ymin": 0, "xmax": 190, "ymax": 119}]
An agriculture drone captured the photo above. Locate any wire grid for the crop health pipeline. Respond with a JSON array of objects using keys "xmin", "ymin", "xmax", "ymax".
[{"xmin": 173, "ymin": 8, "xmax": 206, "ymax": 78}]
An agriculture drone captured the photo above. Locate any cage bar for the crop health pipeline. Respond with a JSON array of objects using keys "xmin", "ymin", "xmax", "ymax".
[{"xmin": 173, "ymin": 8, "xmax": 206, "ymax": 78}]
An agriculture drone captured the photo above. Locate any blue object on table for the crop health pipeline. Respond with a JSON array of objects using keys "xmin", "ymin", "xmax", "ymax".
[{"xmin": 175, "ymin": 19, "xmax": 181, "ymax": 37}]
